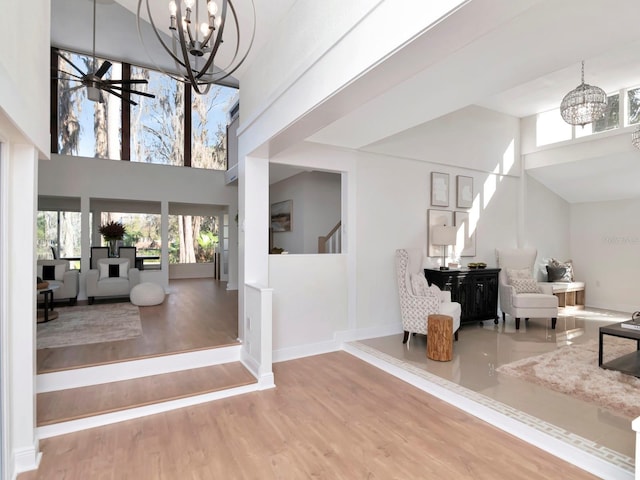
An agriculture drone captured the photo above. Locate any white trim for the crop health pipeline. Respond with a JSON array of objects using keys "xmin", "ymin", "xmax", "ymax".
[
  {"xmin": 343, "ymin": 342, "xmax": 633, "ymax": 480},
  {"xmin": 257, "ymin": 372, "xmax": 275, "ymax": 390},
  {"xmin": 37, "ymin": 345, "xmax": 242, "ymax": 393},
  {"xmin": 240, "ymin": 346, "xmax": 260, "ymax": 377},
  {"xmin": 37, "ymin": 383, "xmax": 260, "ymax": 439},
  {"xmin": 272, "ymin": 323, "xmax": 403, "ymax": 363},
  {"xmin": 12, "ymin": 444, "xmax": 41, "ymax": 477}
]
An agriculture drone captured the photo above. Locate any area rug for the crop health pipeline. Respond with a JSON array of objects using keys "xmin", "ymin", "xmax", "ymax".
[
  {"xmin": 37, "ymin": 303, "xmax": 142, "ymax": 349},
  {"xmin": 496, "ymin": 338, "xmax": 640, "ymax": 419}
]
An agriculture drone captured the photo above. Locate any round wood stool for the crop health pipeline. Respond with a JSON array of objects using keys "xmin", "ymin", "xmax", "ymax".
[{"xmin": 427, "ymin": 314, "xmax": 453, "ymax": 361}]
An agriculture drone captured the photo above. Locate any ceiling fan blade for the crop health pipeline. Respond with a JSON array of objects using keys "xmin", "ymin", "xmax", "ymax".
[
  {"xmin": 103, "ymin": 79, "xmax": 149, "ymax": 85},
  {"xmin": 108, "ymin": 85, "xmax": 156, "ymax": 99},
  {"xmin": 56, "ymin": 71, "xmax": 85, "ymax": 81},
  {"xmin": 58, "ymin": 54, "xmax": 87, "ymax": 78},
  {"xmin": 102, "ymin": 87, "xmax": 138, "ymax": 106},
  {"xmin": 95, "ymin": 60, "xmax": 112, "ymax": 79}
]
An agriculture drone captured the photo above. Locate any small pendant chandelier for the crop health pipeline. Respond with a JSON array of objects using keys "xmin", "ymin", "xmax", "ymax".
[{"xmin": 560, "ymin": 61, "xmax": 607, "ymax": 127}]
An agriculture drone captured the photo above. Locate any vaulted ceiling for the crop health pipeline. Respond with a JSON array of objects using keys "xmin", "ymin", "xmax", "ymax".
[{"xmin": 51, "ymin": 0, "xmax": 640, "ymax": 202}]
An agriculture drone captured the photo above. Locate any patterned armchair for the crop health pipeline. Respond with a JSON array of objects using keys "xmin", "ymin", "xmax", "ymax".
[{"xmin": 395, "ymin": 249, "xmax": 461, "ymax": 344}]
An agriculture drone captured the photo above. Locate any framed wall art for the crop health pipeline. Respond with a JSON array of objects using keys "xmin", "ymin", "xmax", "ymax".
[
  {"xmin": 427, "ymin": 209, "xmax": 454, "ymax": 257},
  {"xmin": 454, "ymin": 210, "xmax": 476, "ymax": 257},
  {"xmin": 456, "ymin": 175, "xmax": 473, "ymax": 209},
  {"xmin": 430, "ymin": 172, "xmax": 449, "ymax": 207},
  {"xmin": 270, "ymin": 200, "xmax": 292, "ymax": 232}
]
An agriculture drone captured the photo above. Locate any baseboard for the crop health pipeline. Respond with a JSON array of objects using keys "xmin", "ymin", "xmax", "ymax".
[
  {"xmin": 272, "ymin": 323, "xmax": 403, "ymax": 363},
  {"xmin": 37, "ymin": 344, "xmax": 242, "ymax": 392},
  {"xmin": 12, "ymin": 443, "xmax": 41, "ymax": 478},
  {"xmin": 273, "ymin": 338, "xmax": 340, "ymax": 363},
  {"xmin": 240, "ymin": 349, "xmax": 260, "ymax": 378}
]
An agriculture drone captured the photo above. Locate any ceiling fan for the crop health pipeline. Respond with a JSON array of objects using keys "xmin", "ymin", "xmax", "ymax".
[{"xmin": 56, "ymin": 0, "xmax": 155, "ymax": 106}]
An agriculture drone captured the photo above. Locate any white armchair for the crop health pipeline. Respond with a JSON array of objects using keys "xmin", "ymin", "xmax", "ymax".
[
  {"xmin": 496, "ymin": 247, "xmax": 558, "ymax": 330},
  {"xmin": 396, "ymin": 249, "xmax": 461, "ymax": 344},
  {"xmin": 37, "ymin": 259, "xmax": 79, "ymax": 305},
  {"xmin": 86, "ymin": 258, "xmax": 140, "ymax": 304}
]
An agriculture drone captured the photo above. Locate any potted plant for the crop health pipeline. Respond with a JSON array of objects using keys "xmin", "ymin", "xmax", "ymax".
[{"xmin": 99, "ymin": 221, "xmax": 127, "ymax": 257}]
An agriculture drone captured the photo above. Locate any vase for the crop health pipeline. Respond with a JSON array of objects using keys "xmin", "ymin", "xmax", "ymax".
[{"xmin": 108, "ymin": 239, "xmax": 119, "ymax": 257}]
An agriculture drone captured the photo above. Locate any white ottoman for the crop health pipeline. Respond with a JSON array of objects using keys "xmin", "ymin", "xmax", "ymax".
[{"xmin": 130, "ymin": 282, "xmax": 165, "ymax": 306}]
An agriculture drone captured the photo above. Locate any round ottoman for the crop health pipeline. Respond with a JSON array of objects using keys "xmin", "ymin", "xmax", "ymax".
[{"xmin": 130, "ymin": 282, "xmax": 165, "ymax": 306}]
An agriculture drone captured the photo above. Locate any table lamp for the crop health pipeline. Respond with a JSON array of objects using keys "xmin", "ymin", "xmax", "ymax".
[{"xmin": 432, "ymin": 225, "xmax": 457, "ymax": 270}]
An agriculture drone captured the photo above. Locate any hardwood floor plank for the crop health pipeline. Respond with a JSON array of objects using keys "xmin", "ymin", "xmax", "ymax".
[
  {"xmin": 22, "ymin": 352, "xmax": 597, "ymax": 479},
  {"xmin": 37, "ymin": 278, "xmax": 238, "ymax": 373},
  {"xmin": 37, "ymin": 362, "xmax": 256, "ymax": 425}
]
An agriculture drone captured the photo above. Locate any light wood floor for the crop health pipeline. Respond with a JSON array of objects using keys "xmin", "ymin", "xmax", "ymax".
[
  {"xmin": 37, "ymin": 278, "xmax": 238, "ymax": 373},
  {"xmin": 21, "ymin": 352, "xmax": 595, "ymax": 479}
]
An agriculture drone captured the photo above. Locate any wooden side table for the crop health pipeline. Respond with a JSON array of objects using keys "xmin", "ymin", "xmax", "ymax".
[
  {"xmin": 427, "ymin": 314, "xmax": 453, "ymax": 361},
  {"xmin": 37, "ymin": 285, "xmax": 59, "ymax": 323}
]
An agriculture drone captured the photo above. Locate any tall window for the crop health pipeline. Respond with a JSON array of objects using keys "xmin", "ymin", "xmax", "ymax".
[
  {"xmin": 168, "ymin": 214, "xmax": 219, "ymax": 264},
  {"xmin": 53, "ymin": 47, "xmax": 236, "ymax": 170},
  {"xmin": 101, "ymin": 212, "xmax": 161, "ymax": 268},
  {"xmin": 37, "ymin": 210, "xmax": 83, "ymax": 268},
  {"xmin": 628, "ymin": 86, "xmax": 640, "ymax": 126},
  {"xmin": 191, "ymin": 86, "xmax": 237, "ymax": 170},
  {"xmin": 56, "ymin": 51, "xmax": 122, "ymax": 159},
  {"xmin": 130, "ymin": 68, "xmax": 184, "ymax": 165}
]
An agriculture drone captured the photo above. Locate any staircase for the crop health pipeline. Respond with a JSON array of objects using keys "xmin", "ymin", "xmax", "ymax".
[{"xmin": 36, "ymin": 345, "xmax": 259, "ymax": 438}]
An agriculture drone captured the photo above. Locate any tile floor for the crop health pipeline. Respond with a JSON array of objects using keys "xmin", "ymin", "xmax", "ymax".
[{"xmin": 357, "ymin": 308, "xmax": 636, "ymax": 461}]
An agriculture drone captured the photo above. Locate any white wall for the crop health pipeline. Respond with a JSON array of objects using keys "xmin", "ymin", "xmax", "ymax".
[
  {"xmin": 525, "ymin": 175, "xmax": 571, "ymax": 281},
  {"xmin": 265, "ymin": 104, "xmax": 564, "ymax": 356},
  {"xmin": 0, "ymin": 2, "xmax": 50, "ymax": 476},
  {"xmin": 270, "ymin": 171, "xmax": 341, "ymax": 254},
  {"xmin": 571, "ymin": 199, "xmax": 640, "ymax": 313},
  {"xmin": 0, "ymin": 1, "xmax": 50, "ymax": 157}
]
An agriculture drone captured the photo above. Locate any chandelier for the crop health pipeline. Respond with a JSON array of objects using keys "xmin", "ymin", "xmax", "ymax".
[
  {"xmin": 560, "ymin": 61, "xmax": 607, "ymax": 127},
  {"xmin": 137, "ymin": 0, "xmax": 255, "ymax": 94}
]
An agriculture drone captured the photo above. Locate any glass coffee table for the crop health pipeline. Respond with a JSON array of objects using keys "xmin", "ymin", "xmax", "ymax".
[{"xmin": 599, "ymin": 321, "xmax": 640, "ymax": 377}]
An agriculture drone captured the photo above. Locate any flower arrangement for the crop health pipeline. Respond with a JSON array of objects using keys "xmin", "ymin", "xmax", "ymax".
[{"xmin": 99, "ymin": 221, "xmax": 126, "ymax": 241}]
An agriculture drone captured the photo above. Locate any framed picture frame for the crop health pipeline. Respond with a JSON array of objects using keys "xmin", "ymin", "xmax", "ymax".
[
  {"xmin": 454, "ymin": 210, "xmax": 476, "ymax": 257},
  {"xmin": 270, "ymin": 200, "xmax": 292, "ymax": 232},
  {"xmin": 456, "ymin": 175, "xmax": 473, "ymax": 209},
  {"xmin": 427, "ymin": 209, "xmax": 454, "ymax": 257},
  {"xmin": 430, "ymin": 172, "xmax": 449, "ymax": 207}
]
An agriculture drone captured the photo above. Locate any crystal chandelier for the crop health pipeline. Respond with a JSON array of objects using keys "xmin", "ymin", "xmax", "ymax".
[
  {"xmin": 137, "ymin": 0, "xmax": 255, "ymax": 94},
  {"xmin": 560, "ymin": 61, "xmax": 607, "ymax": 127}
]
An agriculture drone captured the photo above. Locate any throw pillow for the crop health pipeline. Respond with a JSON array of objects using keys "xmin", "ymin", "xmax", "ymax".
[
  {"xmin": 546, "ymin": 265, "xmax": 571, "ymax": 282},
  {"xmin": 511, "ymin": 277, "xmax": 541, "ymax": 294},
  {"xmin": 429, "ymin": 283, "xmax": 442, "ymax": 299},
  {"xmin": 506, "ymin": 267, "xmax": 531, "ymax": 284},
  {"xmin": 410, "ymin": 273, "xmax": 431, "ymax": 297},
  {"xmin": 42, "ymin": 265, "xmax": 56, "ymax": 281},
  {"xmin": 548, "ymin": 258, "xmax": 574, "ymax": 281},
  {"xmin": 99, "ymin": 261, "xmax": 129, "ymax": 280}
]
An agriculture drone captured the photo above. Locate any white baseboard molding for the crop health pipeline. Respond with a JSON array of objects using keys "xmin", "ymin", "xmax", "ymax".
[
  {"xmin": 37, "ymin": 383, "xmax": 260, "ymax": 440},
  {"xmin": 37, "ymin": 345, "xmax": 242, "ymax": 393},
  {"xmin": 343, "ymin": 342, "xmax": 634, "ymax": 480},
  {"xmin": 258, "ymin": 372, "xmax": 275, "ymax": 390},
  {"xmin": 12, "ymin": 443, "xmax": 41, "ymax": 478},
  {"xmin": 273, "ymin": 338, "xmax": 340, "ymax": 363},
  {"xmin": 335, "ymin": 323, "xmax": 403, "ymax": 343},
  {"xmin": 226, "ymin": 282, "xmax": 238, "ymax": 291}
]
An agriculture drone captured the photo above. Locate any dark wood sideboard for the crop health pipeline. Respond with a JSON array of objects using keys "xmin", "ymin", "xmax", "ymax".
[{"xmin": 424, "ymin": 268, "xmax": 501, "ymax": 325}]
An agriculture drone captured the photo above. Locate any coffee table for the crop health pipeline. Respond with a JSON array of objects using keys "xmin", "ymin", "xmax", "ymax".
[
  {"xmin": 37, "ymin": 285, "xmax": 59, "ymax": 323},
  {"xmin": 599, "ymin": 321, "xmax": 640, "ymax": 377}
]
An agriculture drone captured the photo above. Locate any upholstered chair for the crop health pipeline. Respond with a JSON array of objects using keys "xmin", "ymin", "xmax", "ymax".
[
  {"xmin": 85, "ymin": 257, "xmax": 140, "ymax": 304},
  {"xmin": 496, "ymin": 247, "xmax": 558, "ymax": 330},
  {"xmin": 36, "ymin": 259, "xmax": 79, "ymax": 305},
  {"xmin": 395, "ymin": 249, "xmax": 461, "ymax": 344}
]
